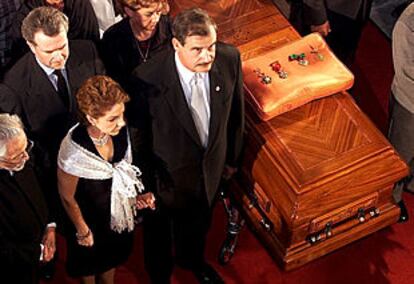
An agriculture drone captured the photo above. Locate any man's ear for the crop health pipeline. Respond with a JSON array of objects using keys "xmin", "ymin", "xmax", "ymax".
[
  {"xmin": 171, "ymin": 38, "xmax": 182, "ymax": 51},
  {"xmin": 26, "ymin": 41, "xmax": 36, "ymax": 55}
]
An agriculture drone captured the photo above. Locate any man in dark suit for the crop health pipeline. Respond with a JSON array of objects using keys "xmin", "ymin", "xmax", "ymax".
[
  {"xmin": 3, "ymin": 6, "xmax": 104, "ymax": 229},
  {"xmin": 129, "ymin": 8, "xmax": 244, "ymax": 284},
  {"xmin": 9, "ymin": 0, "xmax": 100, "ymax": 65},
  {"xmin": 0, "ymin": 0, "xmax": 21, "ymax": 79},
  {"xmin": 289, "ymin": 0, "xmax": 373, "ymax": 66},
  {"xmin": 0, "ymin": 113, "xmax": 55, "ymax": 284}
]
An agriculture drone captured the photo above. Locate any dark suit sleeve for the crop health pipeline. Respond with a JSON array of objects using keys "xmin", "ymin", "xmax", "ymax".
[
  {"xmin": 66, "ymin": 0, "xmax": 100, "ymax": 43},
  {"xmin": 226, "ymin": 49, "xmax": 245, "ymax": 168},
  {"xmin": 9, "ymin": 2, "xmax": 31, "ymax": 64},
  {"xmin": 90, "ymin": 41, "xmax": 106, "ymax": 75},
  {"xmin": 303, "ymin": 0, "xmax": 328, "ymax": 26},
  {"xmin": 0, "ymin": 84, "xmax": 25, "ymax": 124},
  {"xmin": 126, "ymin": 77, "xmax": 157, "ymax": 193},
  {"xmin": 100, "ymin": 28, "xmax": 124, "ymax": 85}
]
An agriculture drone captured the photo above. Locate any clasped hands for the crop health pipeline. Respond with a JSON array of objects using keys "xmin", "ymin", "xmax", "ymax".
[{"xmin": 136, "ymin": 192, "xmax": 156, "ymax": 210}]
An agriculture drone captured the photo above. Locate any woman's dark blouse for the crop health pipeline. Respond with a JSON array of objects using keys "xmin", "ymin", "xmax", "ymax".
[{"xmin": 100, "ymin": 15, "xmax": 173, "ymax": 89}]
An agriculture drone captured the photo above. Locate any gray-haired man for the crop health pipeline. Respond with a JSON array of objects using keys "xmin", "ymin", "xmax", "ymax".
[{"xmin": 0, "ymin": 113, "xmax": 55, "ymax": 284}]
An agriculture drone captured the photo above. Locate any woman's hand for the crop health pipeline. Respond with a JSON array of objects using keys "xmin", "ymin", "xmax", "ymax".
[
  {"xmin": 136, "ymin": 192, "xmax": 156, "ymax": 210},
  {"xmin": 76, "ymin": 228, "xmax": 94, "ymax": 247}
]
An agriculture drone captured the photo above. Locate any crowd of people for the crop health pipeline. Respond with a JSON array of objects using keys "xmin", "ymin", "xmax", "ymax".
[{"xmin": 0, "ymin": 0, "xmax": 413, "ymax": 283}]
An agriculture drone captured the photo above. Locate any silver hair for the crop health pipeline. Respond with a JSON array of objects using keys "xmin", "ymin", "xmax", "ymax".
[{"xmin": 0, "ymin": 114, "xmax": 25, "ymax": 157}]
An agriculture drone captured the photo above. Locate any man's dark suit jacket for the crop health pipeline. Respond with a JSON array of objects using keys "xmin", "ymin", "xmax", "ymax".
[
  {"xmin": 130, "ymin": 42, "xmax": 244, "ymax": 208},
  {"xmin": 3, "ymin": 40, "xmax": 105, "ymax": 168},
  {"xmin": 302, "ymin": 0, "xmax": 372, "ymax": 25},
  {"xmin": 0, "ymin": 161, "xmax": 49, "ymax": 283},
  {"xmin": 3, "ymin": 40, "xmax": 104, "ymax": 224},
  {"xmin": 10, "ymin": 0, "xmax": 100, "ymax": 65}
]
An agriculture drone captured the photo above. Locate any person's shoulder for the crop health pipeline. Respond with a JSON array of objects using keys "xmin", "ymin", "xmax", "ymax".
[
  {"xmin": 399, "ymin": 3, "xmax": 414, "ymax": 31},
  {"xmin": 159, "ymin": 14, "xmax": 173, "ymax": 30},
  {"xmin": 69, "ymin": 39, "xmax": 99, "ymax": 61},
  {"xmin": 3, "ymin": 52, "xmax": 34, "ymax": 88},
  {"xmin": 132, "ymin": 47, "xmax": 173, "ymax": 80},
  {"xmin": 216, "ymin": 42, "xmax": 240, "ymax": 57},
  {"xmin": 103, "ymin": 18, "xmax": 130, "ymax": 39},
  {"xmin": 71, "ymin": 123, "xmax": 87, "ymax": 145},
  {"xmin": 215, "ymin": 42, "xmax": 241, "ymax": 65},
  {"xmin": 69, "ymin": 39, "xmax": 97, "ymax": 51},
  {"xmin": 0, "ymin": 83, "xmax": 20, "ymax": 113}
]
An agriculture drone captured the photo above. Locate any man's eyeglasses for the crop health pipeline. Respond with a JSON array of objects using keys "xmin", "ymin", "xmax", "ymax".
[{"xmin": 23, "ymin": 139, "xmax": 34, "ymax": 157}]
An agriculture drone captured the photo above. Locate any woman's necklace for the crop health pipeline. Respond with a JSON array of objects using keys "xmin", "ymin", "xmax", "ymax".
[
  {"xmin": 90, "ymin": 133, "xmax": 110, "ymax": 147},
  {"xmin": 136, "ymin": 38, "xmax": 152, "ymax": 63},
  {"xmin": 130, "ymin": 20, "xmax": 154, "ymax": 63}
]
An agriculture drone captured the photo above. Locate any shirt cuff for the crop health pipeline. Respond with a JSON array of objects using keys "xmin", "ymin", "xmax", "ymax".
[{"xmin": 46, "ymin": 222, "xmax": 57, "ymax": 229}]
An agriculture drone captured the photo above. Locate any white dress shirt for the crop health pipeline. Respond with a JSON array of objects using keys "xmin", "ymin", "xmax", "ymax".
[
  {"xmin": 174, "ymin": 52, "xmax": 211, "ymax": 121},
  {"xmin": 89, "ymin": 0, "xmax": 123, "ymax": 38},
  {"xmin": 35, "ymin": 57, "xmax": 70, "ymax": 94}
]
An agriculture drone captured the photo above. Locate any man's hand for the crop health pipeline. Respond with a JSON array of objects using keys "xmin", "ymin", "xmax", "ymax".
[
  {"xmin": 222, "ymin": 165, "xmax": 238, "ymax": 180},
  {"xmin": 311, "ymin": 20, "xmax": 331, "ymax": 37},
  {"xmin": 41, "ymin": 227, "xmax": 56, "ymax": 262}
]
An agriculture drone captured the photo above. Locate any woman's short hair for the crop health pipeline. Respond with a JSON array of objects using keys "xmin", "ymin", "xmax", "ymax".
[
  {"xmin": 118, "ymin": 0, "xmax": 170, "ymax": 15},
  {"xmin": 21, "ymin": 6, "xmax": 69, "ymax": 44},
  {"xmin": 76, "ymin": 76, "xmax": 130, "ymax": 125}
]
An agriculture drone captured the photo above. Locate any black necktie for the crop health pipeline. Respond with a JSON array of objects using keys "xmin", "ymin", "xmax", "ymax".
[{"xmin": 54, "ymin": 69, "xmax": 70, "ymax": 108}]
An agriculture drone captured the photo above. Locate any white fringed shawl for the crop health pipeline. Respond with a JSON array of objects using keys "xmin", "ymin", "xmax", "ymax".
[{"xmin": 58, "ymin": 124, "xmax": 144, "ymax": 233}]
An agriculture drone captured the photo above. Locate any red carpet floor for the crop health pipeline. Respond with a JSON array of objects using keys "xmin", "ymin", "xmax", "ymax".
[{"xmin": 43, "ymin": 22, "xmax": 414, "ymax": 284}]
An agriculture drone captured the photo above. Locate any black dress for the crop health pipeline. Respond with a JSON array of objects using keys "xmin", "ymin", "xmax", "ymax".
[{"xmin": 64, "ymin": 125, "xmax": 134, "ymax": 277}]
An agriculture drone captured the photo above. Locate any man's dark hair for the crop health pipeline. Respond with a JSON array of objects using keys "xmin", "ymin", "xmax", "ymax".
[{"xmin": 172, "ymin": 8, "xmax": 217, "ymax": 45}]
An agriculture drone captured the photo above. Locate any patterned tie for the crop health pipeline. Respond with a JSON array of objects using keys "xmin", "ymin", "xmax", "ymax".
[
  {"xmin": 54, "ymin": 69, "xmax": 70, "ymax": 108},
  {"xmin": 190, "ymin": 73, "xmax": 209, "ymax": 147}
]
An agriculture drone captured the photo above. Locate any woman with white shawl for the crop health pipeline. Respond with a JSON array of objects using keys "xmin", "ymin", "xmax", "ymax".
[{"xmin": 57, "ymin": 75, "xmax": 155, "ymax": 284}]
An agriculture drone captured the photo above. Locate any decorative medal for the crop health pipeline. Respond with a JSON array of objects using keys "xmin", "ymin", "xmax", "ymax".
[
  {"xmin": 270, "ymin": 61, "xmax": 288, "ymax": 79},
  {"xmin": 289, "ymin": 53, "xmax": 308, "ymax": 66},
  {"xmin": 254, "ymin": 68, "xmax": 272, "ymax": 84},
  {"xmin": 310, "ymin": 45, "xmax": 324, "ymax": 61}
]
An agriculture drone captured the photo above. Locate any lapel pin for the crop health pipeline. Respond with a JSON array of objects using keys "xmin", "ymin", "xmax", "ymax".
[{"xmin": 215, "ymin": 86, "xmax": 220, "ymax": 92}]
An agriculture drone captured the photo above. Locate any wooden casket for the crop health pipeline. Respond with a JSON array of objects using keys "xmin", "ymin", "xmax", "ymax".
[
  {"xmin": 235, "ymin": 93, "xmax": 408, "ymax": 270},
  {"xmin": 171, "ymin": 0, "xmax": 409, "ymax": 270}
]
